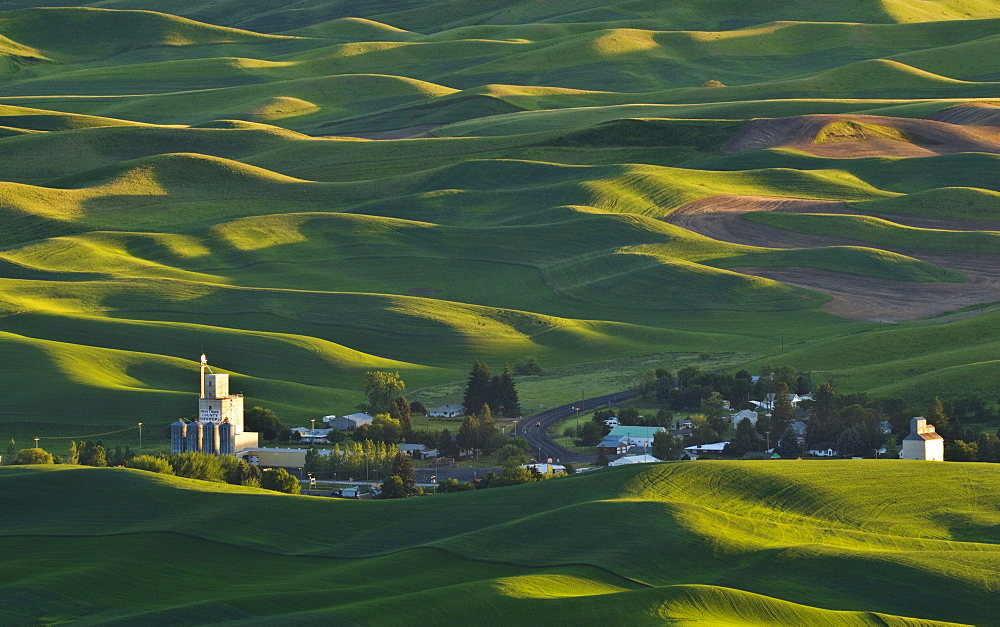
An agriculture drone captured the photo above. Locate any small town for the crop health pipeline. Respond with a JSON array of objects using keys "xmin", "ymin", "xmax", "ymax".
[
  {"xmin": 10, "ymin": 353, "xmax": 967, "ymax": 500},
  {"xmin": 3, "ymin": 1, "xmax": 1000, "ymax": 623}
]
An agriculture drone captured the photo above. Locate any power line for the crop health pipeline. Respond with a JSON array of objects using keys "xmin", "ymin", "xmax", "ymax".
[{"xmin": 37, "ymin": 425, "xmax": 139, "ymax": 441}]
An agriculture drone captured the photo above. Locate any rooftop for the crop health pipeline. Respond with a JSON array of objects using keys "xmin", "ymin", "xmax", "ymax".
[{"xmin": 608, "ymin": 426, "xmax": 665, "ymax": 438}]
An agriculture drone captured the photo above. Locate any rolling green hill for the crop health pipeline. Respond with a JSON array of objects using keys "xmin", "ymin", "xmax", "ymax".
[
  {"xmin": 1, "ymin": 461, "xmax": 997, "ymax": 624},
  {"xmin": 0, "ymin": 0, "xmax": 998, "ymax": 445}
]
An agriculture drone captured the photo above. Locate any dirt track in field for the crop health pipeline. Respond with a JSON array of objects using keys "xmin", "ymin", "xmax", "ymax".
[{"xmin": 666, "ymin": 194, "xmax": 1000, "ymax": 321}]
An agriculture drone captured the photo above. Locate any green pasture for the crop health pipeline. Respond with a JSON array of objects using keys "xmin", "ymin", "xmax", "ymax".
[
  {"xmin": 741, "ymin": 308, "xmax": 1000, "ymax": 400},
  {"xmin": 0, "ymin": 2, "xmax": 999, "ymax": 444},
  {"xmin": 1, "ymin": 461, "xmax": 998, "ymax": 623}
]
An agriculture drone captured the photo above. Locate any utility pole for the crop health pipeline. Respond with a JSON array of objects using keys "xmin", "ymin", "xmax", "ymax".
[
  {"xmin": 138, "ymin": 422, "xmax": 142, "ymax": 449},
  {"xmin": 34, "ymin": 437, "xmax": 39, "ymax": 449}
]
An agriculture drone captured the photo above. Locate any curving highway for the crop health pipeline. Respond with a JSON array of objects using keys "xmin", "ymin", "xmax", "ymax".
[{"xmin": 518, "ymin": 390, "xmax": 636, "ymax": 464}]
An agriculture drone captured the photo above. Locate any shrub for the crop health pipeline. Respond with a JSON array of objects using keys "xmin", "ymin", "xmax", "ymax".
[
  {"xmin": 126, "ymin": 455, "xmax": 174, "ymax": 475},
  {"xmin": 436, "ymin": 478, "xmax": 474, "ymax": 493},
  {"xmin": 513, "ymin": 357, "xmax": 543, "ymax": 375},
  {"xmin": 15, "ymin": 448, "xmax": 54, "ymax": 465},
  {"xmin": 168, "ymin": 452, "xmax": 224, "ymax": 482}
]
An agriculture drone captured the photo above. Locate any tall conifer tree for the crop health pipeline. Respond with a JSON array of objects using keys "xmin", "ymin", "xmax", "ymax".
[{"xmin": 463, "ymin": 361, "xmax": 492, "ymax": 416}]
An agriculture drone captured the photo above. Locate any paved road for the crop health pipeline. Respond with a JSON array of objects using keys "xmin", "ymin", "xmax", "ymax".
[
  {"xmin": 414, "ymin": 465, "xmax": 502, "ymax": 484},
  {"xmin": 520, "ymin": 390, "xmax": 636, "ymax": 465}
]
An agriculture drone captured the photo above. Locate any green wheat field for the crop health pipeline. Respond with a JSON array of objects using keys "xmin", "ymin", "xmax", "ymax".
[
  {"xmin": 2, "ymin": 1, "xmax": 1000, "ymax": 622},
  {"xmin": 3, "ymin": 461, "xmax": 999, "ymax": 624}
]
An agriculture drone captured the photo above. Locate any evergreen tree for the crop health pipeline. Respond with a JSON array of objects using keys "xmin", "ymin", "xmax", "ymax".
[
  {"xmin": 391, "ymin": 450, "xmax": 416, "ymax": 495},
  {"xmin": 596, "ymin": 448, "xmax": 610, "ymax": 466},
  {"xmin": 463, "ymin": 361, "xmax": 493, "ymax": 416},
  {"xmin": 927, "ymin": 397, "xmax": 952, "ymax": 441},
  {"xmin": 884, "ymin": 436, "xmax": 899, "ymax": 459},
  {"xmin": 437, "ymin": 428, "xmax": 458, "ymax": 457},
  {"xmin": 108, "ymin": 446, "xmax": 124, "ymax": 467},
  {"xmin": 775, "ymin": 425, "xmax": 803, "ymax": 459},
  {"xmin": 390, "ymin": 396, "xmax": 413, "ymax": 433},
  {"xmin": 725, "ymin": 416, "xmax": 764, "ymax": 457},
  {"xmin": 770, "ymin": 382, "xmax": 795, "ymax": 436},
  {"xmin": 807, "ymin": 382, "xmax": 836, "ymax": 446},
  {"xmin": 492, "ymin": 364, "xmax": 521, "ymax": 418}
]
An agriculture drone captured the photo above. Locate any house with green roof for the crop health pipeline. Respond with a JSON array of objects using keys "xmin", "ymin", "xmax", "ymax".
[{"xmin": 607, "ymin": 425, "xmax": 665, "ymax": 449}]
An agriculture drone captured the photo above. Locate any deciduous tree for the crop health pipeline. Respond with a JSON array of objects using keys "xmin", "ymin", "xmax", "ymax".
[
  {"xmin": 391, "ymin": 450, "xmax": 416, "ymax": 495},
  {"xmin": 168, "ymin": 452, "xmax": 224, "ymax": 482},
  {"xmin": 946, "ymin": 440, "xmax": 978, "ymax": 462},
  {"xmin": 245, "ymin": 406, "xmax": 285, "ymax": 441},
  {"xmin": 78, "ymin": 441, "xmax": 108, "ymax": 467},
  {"xmin": 260, "ymin": 467, "xmax": 300, "ymax": 494},
  {"xmin": 363, "ymin": 371, "xmax": 406, "ymax": 415},
  {"xmin": 976, "ymin": 433, "xmax": 1000, "ymax": 463},
  {"xmin": 381, "ymin": 475, "xmax": 406, "ymax": 498},
  {"xmin": 390, "ymin": 396, "xmax": 413, "ymax": 433},
  {"xmin": 651, "ymin": 431, "xmax": 683, "ymax": 461},
  {"xmin": 457, "ymin": 414, "xmax": 480, "ymax": 450}
]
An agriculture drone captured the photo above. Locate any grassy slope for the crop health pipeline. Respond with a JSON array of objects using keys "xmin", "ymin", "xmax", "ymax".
[
  {"xmin": 0, "ymin": 461, "xmax": 996, "ymax": 624},
  {"xmin": 0, "ymin": 2, "xmax": 999, "ymax": 433}
]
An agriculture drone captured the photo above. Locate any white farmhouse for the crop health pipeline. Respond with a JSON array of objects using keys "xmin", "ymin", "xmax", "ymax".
[
  {"xmin": 899, "ymin": 417, "xmax": 944, "ymax": 461},
  {"xmin": 730, "ymin": 409, "xmax": 758, "ymax": 427},
  {"xmin": 429, "ymin": 405, "xmax": 465, "ymax": 418}
]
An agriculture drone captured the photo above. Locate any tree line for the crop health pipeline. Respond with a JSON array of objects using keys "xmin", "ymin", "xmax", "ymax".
[{"xmin": 8, "ymin": 445, "xmax": 300, "ymax": 494}]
